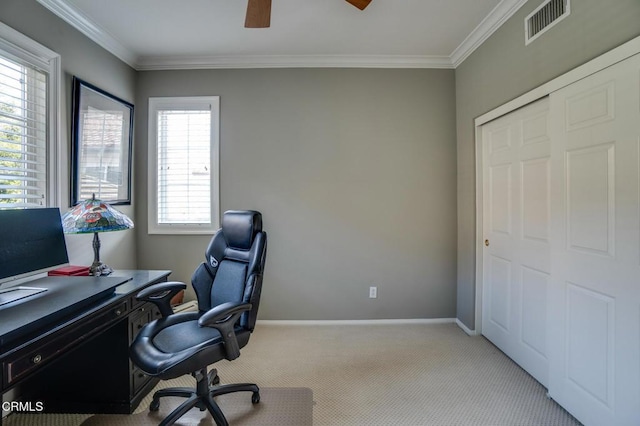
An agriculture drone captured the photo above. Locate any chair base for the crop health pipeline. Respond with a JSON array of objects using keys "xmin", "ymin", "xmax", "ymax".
[{"xmin": 151, "ymin": 368, "xmax": 260, "ymax": 426}]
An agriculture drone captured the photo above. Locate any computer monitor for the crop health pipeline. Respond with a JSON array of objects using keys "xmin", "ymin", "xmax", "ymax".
[{"xmin": 0, "ymin": 208, "xmax": 69, "ymax": 285}]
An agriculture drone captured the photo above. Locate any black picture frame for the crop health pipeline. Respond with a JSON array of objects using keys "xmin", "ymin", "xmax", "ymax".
[{"xmin": 71, "ymin": 77, "xmax": 133, "ymax": 205}]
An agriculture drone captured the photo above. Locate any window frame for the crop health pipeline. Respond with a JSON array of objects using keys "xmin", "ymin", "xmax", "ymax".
[
  {"xmin": 0, "ymin": 22, "xmax": 61, "ymax": 208},
  {"xmin": 147, "ymin": 96, "xmax": 220, "ymax": 234}
]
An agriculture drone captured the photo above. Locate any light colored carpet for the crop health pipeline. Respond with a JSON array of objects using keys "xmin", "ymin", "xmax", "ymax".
[
  {"xmin": 4, "ymin": 322, "xmax": 581, "ymax": 425},
  {"xmin": 80, "ymin": 387, "xmax": 313, "ymax": 426}
]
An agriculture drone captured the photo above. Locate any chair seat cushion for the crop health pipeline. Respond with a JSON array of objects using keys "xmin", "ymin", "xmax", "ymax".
[{"xmin": 130, "ymin": 312, "xmax": 250, "ymax": 380}]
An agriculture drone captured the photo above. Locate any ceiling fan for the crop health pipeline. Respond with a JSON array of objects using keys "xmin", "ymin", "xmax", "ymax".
[{"xmin": 245, "ymin": 0, "xmax": 373, "ymax": 28}]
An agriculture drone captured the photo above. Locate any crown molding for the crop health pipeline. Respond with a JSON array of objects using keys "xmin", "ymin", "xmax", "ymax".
[
  {"xmin": 36, "ymin": 0, "xmax": 526, "ymax": 70},
  {"xmin": 450, "ymin": 0, "xmax": 528, "ymax": 68},
  {"xmin": 136, "ymin": 54, "xmax": 454, "ymax": 70},
  {"xmin": 36, "ymin": 0, "xmax": 138, "ymax": 68}
]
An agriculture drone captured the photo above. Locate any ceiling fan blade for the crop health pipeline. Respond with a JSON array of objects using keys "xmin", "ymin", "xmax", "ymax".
[
  {"xmin": 245, "ymin": 0, "xmax": 271, "ymax": 28},
  {"xmin": 345, "ymin": 0, "xmax": 372, "ymax": 10}
]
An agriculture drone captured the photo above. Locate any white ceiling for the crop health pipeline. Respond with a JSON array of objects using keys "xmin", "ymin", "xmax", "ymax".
[{"xmin": 36, "ymin": 0, "xmax": 527, "ymax": 70}]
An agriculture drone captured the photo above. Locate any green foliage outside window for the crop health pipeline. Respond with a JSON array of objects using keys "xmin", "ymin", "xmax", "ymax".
[{"xmin": 0, "ymin": 102, "xmax": 22, "ymax": 205}]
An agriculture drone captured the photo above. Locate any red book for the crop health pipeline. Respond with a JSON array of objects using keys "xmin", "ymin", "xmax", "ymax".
[{"xmin": 48, "ymin": 265, "xmax": 91, "ymax": 276}]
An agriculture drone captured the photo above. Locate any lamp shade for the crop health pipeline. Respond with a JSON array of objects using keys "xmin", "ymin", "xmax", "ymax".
[
  {"xmin": 62, "ymin": 195, "xmax": 134, "ymax": 234},
  {"xmin": 61, "ymin": 195, "xmax": 134, "ymax": 276}
]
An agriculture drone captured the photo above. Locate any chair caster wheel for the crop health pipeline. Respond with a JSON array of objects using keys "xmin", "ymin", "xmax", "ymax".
[
  {"xmin": 208, "ymin": 370, "xmax": 220, "ymax": 386},
  {"xmin": 252, "ymin": 392, "xmax": 260, "ymax": 404},
  {"xmin": 150, "ymin": 399, "xmax": 160, "ymax": 412}
]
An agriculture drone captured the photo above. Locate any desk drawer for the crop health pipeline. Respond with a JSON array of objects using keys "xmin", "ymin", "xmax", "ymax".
[
  {"xmin": 4, "ymin": 301, "xmax": 128, "ymax": 387},
  {"xmin": 130, "ymin": 308, "xmax": 150, "ymax": 341},
  {"xmin": 130, "ymin": 303, "xmax": 163, "ymax": 341},
  {"xmin": 132, "ymin": 367, "xmax": 151, "ymax": 395}
]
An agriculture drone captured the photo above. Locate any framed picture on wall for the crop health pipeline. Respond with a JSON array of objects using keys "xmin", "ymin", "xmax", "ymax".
[{"xmin": 71, "ymin": 77, "xmax": 133, "ymax": 205}]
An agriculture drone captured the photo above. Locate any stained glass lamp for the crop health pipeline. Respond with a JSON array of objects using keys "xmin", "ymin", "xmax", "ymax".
[{"xmin": 61, "ymin": 194, "xmax": 134, "ymax": 276}]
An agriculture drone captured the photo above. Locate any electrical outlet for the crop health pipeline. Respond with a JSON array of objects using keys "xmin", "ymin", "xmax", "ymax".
[{"xmin": 369, "ymin": 286, "xmax": 377, "ymax": 298}]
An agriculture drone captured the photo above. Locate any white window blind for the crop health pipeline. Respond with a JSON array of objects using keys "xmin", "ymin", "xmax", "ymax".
[
  {"xmin": 148, "ymin": 97, "xmax": 220, "ymax": 234},
  {"xmin": 158, "ymin": 109, "xmax": 211, "ymax": 224},
  {"xmin": 0, "ymin": 56, "xmax": 48, "ymax": 208}
]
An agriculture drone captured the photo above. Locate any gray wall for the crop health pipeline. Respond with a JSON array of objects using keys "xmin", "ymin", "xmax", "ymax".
[
  {"xmin": 455, "ymin": 0, "xmax": 640, "ymax": 328},
  {"xmin": 10, "ymin": 0, "xmax": 629, "ymax": 325},
  {"xmin": 0, "ymin": 0, "xmax": 138, "ymax": 270},
  {"xmin": 135, "ymin": 68, "xmax": 457, "ymax": 320}
]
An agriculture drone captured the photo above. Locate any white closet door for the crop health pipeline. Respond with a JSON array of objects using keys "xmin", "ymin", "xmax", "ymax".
[
  {"xmin": 548, "ymin": 53, "xmax": 640, "ymax": 426},
  {"xmin": 482, "ymin": 98, "xmax": 551, "ymax": 386}
]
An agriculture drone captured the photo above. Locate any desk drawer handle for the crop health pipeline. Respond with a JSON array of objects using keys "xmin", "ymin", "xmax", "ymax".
[
  {"xmin": 115, "ymin": 309, "xmax": 122, "ymax": 316},
  {"xmin": 32, "ymin": 354, "xmax": 42, "ymax": 364}
]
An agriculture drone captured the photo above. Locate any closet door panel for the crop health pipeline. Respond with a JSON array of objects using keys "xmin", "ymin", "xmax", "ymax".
[
  {"xmin": 548, "ymin": 53, "xmax": 640, "ymax": 426},
  {"xmin": 481, "ymin": 98, "xmax": 551, "ymax": 387}
]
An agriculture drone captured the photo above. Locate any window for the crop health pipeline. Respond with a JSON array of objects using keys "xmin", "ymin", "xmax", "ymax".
[
  {"xmin": 148, "ymin": 97, "xmax": 220, "ymax": 234},
  {"xmin": 0, "ymin": 22, "xmax": 60, "ymax": 209}
]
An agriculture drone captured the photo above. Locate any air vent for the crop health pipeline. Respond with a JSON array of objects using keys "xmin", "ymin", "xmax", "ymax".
[{"xmin": 525, "ymin": 0, "xmax": 570, "ymax": 45}]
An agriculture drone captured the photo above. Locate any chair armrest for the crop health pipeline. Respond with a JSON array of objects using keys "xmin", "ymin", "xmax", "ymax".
[
  {"xmin": 136, "ymin": 281, "xmax": 187, "ymax": 318},
  {"xmin": 198, "ymin": 301, "xmax": 252, "ymax": 360}
]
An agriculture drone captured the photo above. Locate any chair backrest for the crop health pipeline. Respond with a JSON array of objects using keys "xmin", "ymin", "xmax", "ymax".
[{"xmin": 191, "ymin": 210, "xmax": 267, "ymax": 331}]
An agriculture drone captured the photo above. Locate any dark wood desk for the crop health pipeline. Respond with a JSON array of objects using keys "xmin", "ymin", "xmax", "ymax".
[{"xmin": 0, "ymin": 270, "xmax": 171, "ymax": 416}]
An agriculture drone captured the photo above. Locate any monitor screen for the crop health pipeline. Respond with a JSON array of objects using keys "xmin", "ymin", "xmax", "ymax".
[{"xmin": 0, "ymin": 208, "xmax": 69, "ymax": 283}]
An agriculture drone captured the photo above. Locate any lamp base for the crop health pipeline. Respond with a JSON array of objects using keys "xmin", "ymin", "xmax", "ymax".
[
  {"xmin": 90, "ymin": 262, "xmax": 113, "ymax": 276},
  {"xmin": 90, "ymin": 232, "xmax": 113, "ymax": 276}
]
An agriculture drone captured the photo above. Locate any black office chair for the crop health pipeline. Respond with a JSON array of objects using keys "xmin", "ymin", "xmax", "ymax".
[{"xmin": 129, "ymin": 210, "xmax": 267, "ymax": 426}]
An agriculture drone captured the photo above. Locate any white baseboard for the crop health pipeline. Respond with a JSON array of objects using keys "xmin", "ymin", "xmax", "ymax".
[
  {"xmin": 255, "ymin": 318, "xmax": 479, "ymax": 336},
  {"xmin": 257, "ymin": 318, "xmax": 456, "ymax": 326},
  {"xmin": 455, "ymin": 318, "xmax": 478, "ymax": 336}
]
